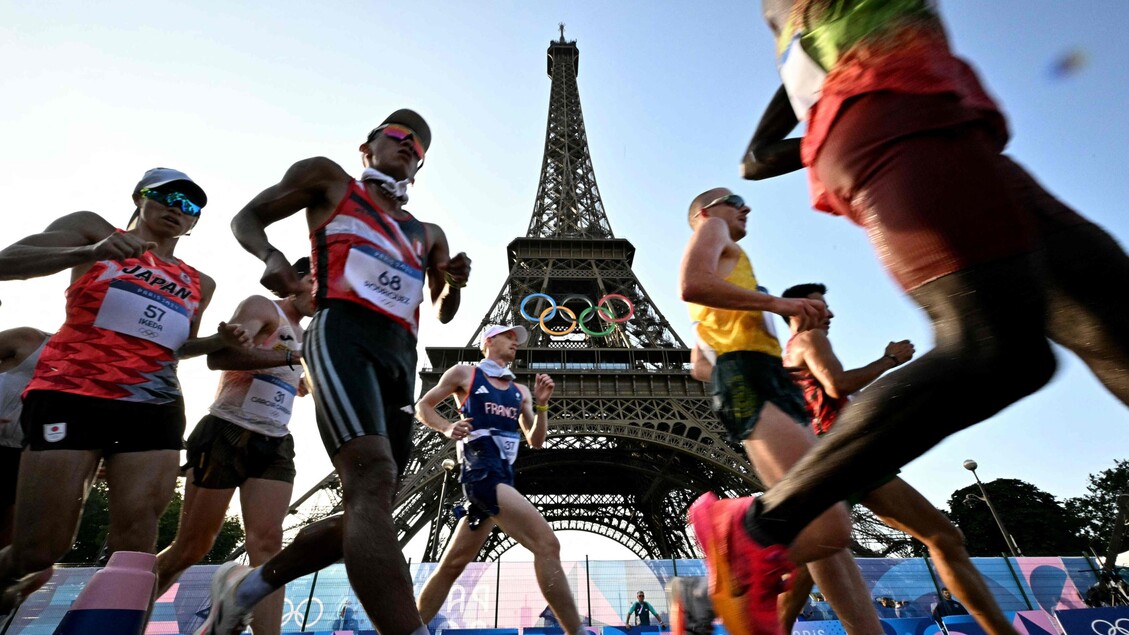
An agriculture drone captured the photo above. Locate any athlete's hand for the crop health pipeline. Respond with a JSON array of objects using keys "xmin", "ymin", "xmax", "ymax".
[
  {"xmin": 773, "ymin": 297, "xmax": 828, "ymax": 332},
  {"xmin": 217, "ymin": 321, "xmax": 253, "ymax": 348},
  {"xmin": 260, "ymin": 250, "xmax": 303, "ymax": 298},
  {"xmin": 297, "ymin": 376, "xmax": 309, "ymax": 398},
  {"xmin": 90, "ymin": 232, "xmax": 156, "ymax": 262},
  {"xmin": 441, "ymin": 252, "xmax": 472, "ymax": 288},
  {"xmin": 885, "ymin": 340, "xmax": 915, "ymax": 365},
  {"xmin": 533, "ymin": 373, "xmax": 555, "ymax": 405},
  {"xmin": 446, "ymin": 418, "xmax": 473, "ymax": 441}
]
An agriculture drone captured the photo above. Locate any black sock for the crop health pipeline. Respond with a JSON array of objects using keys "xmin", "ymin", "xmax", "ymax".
[{"xmin": 742, "ymin": 497, "xmax": 789, "ymax": 546}]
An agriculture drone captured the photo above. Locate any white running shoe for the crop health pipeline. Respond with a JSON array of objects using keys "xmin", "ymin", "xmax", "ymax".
[{"xmin": 194, "ymin": 562, "xmax": 254, "ymax": 635}]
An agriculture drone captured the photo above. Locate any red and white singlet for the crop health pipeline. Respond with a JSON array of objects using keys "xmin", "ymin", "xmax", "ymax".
[
  {"xmin": 25, "ymin": 251, "xmax": 202, "ymax": 404},
  {"xmin": 311, "ymin": 180, "xmax": 429, "ymax": 336}
]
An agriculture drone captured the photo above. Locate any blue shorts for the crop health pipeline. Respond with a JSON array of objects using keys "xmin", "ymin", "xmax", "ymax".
[
  {"xmin": 460, "ymin": 469, "xmax": 514, "ymax": 529},
  {"xmin": 710, "ymin": 351, "xmax": 809, "ymax": 442}
]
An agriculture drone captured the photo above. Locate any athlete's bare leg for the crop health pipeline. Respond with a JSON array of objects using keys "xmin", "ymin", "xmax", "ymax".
[
  {"xmin": 863, "ymin": 478, "xmax": 1016, "ymax": 635},
  {"xmin": 104, "ymin": 451, "xmax": 181, "ymax": 554},
  {"xmin": 333, "ymin": 435, "xmax": 424, "ymax": 633},
  {"xmin": 744, "ymin": 403, "xmax": 881, "ymax": 634},
  {"xmin": 492, "ymin": 484, "xmax": 583, "ymax": 634},
  {"xmin": 417, "ymin": 517, "xmax": 495, "ymax": 622},
  {"xmin": 239, "ymin": 478, "xmax": 294, "ymax": 635},
  {"xmin": 0, "ymin": 449, "xmax": 100, "ymax": 587},
  {"xmin": 156, "ymin": 476, "xmax": 238, "ymax": 595}
]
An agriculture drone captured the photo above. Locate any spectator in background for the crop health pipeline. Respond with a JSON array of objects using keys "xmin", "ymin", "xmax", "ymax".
[{"xmin": 933, "ymin": 588, "xmax": 970, "ymax": 624}]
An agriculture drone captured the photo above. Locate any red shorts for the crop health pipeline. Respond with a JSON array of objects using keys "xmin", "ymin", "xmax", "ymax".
[{"xmin": 813, "ymin": 92, "xmax": 1035, "ymax": 291}]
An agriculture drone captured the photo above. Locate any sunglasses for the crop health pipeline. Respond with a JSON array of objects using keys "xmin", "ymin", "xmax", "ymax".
[
  {"xmin": 379, "ymin": 124, "xmax": 426, "ymax": 163},
  {"xmin": 139, "ymin": 188, "xmax": 202, "ymax": 217},
  {"xmin": 702, "ymin": 193, "xmax": 746, "ymax": 211}
]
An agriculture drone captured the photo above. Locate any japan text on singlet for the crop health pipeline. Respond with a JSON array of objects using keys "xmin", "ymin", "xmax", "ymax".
[
  {"xmin": 456, "ymin": 367, "xmax": 524, "ymax": 477},
  {"xmin": 209, "ymin": 302, "xmax": 303, "ymax": 438},
  {"xmin": 784, "ymin": 335, "xmax": 849, "ymax": 436},
  {"xmin": 25, "ymin": 251, "xmax": 202, "ymax": 404},
  {"xmin": 688, "ymin": 248, "xmax": 781, "ymax": 358},
  {"xmin": 312, "ymin": 180, "xmax": 429, "ymax": 337}
]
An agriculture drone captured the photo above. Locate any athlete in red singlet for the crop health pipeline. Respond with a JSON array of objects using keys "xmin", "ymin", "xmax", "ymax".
[
  {"xmin": 198, "ymin": 109, "xmax": 470, "ymax": 635},
  {"xmin": 0, "ymin": 168, "xmax": 250, "ymax": 623}
]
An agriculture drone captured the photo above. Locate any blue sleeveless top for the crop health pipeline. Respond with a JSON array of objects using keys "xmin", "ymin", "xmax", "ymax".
[{"xmin": 456, "ymin": 367, "xmax": 524, "ymax": 482}]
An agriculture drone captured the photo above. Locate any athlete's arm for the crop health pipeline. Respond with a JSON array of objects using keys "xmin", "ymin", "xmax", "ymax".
[
  {"xmin": 0, "ymin": 212, "xmax": 152, "ymax": 281},
  {"xmin": 741, "ymin": 85, "xmax": 804, "ymax": 181},
  {"xmin": 798, "ymin": 330, "xmax": 914, "ymax": 399},
  {"xmin": 416, "ymin": 365, "xmax": 474, "ymax": 440},
  {"xmin": 518, "ymin": 373, "xmax": 553, "ymax": 449},
  {"xmin": 679, "ymin": 218, "xmax": 825, "ymax": 329},
  {"xmin": 206, "ymin": 295, "xmax": 294, "ymax": 371},
  {"xmin": 175, "ymin": 273, "xmax": 253, "ymax": 359},
  {"xmin": 424, "ymin": 223, "xmax": 470, "ymax": 324},
  {"xmin": 0, "ymin": 327, "xmax": 48, "ymax": 374},
  {"xmin": 232, "ymin": 157, "xmax": 347, "ymax": 296}
]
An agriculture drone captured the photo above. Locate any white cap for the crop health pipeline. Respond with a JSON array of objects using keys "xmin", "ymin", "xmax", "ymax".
[{"xmin": 481, "ymin": 324, "xmax": 529, "ymax": 346}]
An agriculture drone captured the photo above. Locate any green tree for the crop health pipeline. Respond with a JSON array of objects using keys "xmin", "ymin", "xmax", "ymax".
[
  {"xmin": 61, "ymin": 478, "xmax": 244, "ymax": 565},
  {"xmin": 947, "ymin": 478, "xmax": 1088, "ymax": 557},
  {"xmin": 1066, "ymin": 459, "xmax": 1129, "ymax": 555}
]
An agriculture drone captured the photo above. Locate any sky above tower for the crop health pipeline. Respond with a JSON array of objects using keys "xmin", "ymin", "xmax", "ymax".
[{"xmin": 1, "ymin": 1, "xmax": 1126, "ymax": 561}]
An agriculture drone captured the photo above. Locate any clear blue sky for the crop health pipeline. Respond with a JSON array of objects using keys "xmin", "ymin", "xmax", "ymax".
[{"xmin": 1, "ymin": 1, "xmax": 1126, "ymax": 561}]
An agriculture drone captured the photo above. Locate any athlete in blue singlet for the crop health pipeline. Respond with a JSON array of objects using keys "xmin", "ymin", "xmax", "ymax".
[{"xmin": 415, "ymin": 324, "xmax": 584, "ymax": 635}]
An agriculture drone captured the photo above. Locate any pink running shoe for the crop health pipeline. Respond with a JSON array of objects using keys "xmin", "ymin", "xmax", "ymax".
[{"xmin": 689, "ymin": 492, "xmax": 794, "ymax": 635}]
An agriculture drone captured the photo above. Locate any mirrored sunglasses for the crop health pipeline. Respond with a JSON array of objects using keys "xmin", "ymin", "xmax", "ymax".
[
  {"xmin": 702, "ymin": 193, "xmax": 746, "ymax": 211},
  {"xmin": 380, "ymin": 124, "xmax": 426, "ymax": 162},
  {"xmin": 139, "ymin": 188, "xmax": 202, "ymax": 217}
]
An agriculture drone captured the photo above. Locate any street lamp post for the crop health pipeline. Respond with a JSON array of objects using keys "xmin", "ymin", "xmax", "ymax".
[
  {"xmin": 425, "ymin": 458, "xmax": 458, "ymax": 562},
  {"xmin": 962, "ymin": 459, "xmax": 1022, "ymax": 558}
]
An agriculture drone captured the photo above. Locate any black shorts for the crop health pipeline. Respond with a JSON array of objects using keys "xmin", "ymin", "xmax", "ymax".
[
  {"xmin": 183, "ymin": 414, "xmax": 296, "ymax": 489},
  {"xmin": 711, "ymin": 351, "xmax": 809, "ymax": 442},
  {"xmin": 20, "ymin": 390, "xmax": 184, "ymax": 453},
  {"xmin": 303, "ymin": 301, "xmax": 418, "ymax": 474},
  {"xmin": 0, "ymin": 446, "xmax": 20, "ymax": 506}
]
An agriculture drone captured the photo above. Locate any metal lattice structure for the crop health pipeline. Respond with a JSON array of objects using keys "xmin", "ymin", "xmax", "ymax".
[{"xmin": 241, "ymin": 27, "xmax": 912, "ymax": 566}]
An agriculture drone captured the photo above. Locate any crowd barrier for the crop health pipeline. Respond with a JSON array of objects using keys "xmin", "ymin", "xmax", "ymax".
[{"xmin": 1, "ymin": 556, "xmax": 1109, "ymax": 634}]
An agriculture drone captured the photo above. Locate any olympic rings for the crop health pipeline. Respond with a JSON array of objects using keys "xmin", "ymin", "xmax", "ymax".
[{"xmin": 519, "ymin": 293, "xmax": 635, "ymax": 337}]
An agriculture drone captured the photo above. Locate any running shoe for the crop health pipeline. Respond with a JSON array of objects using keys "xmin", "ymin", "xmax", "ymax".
[
  {"xmin": 194, "ymin": 562, "xmax": 254, "ymax": 635},
  {"xmin": 689, "ymin": 492, "xmax": 794, "ymax": 635},
  {"xmin": 667, "ymin": 575, "xmax": 714, "ymax": 635}
]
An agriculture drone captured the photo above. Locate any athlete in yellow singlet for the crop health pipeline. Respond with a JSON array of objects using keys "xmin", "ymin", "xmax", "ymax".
[{"xmin": 673, "ymin": 187, "xmax": 885, "ymax": 635}]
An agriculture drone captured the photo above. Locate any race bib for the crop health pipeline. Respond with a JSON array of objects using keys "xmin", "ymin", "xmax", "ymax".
[
  {"xmin": 491, "ymin": 430, "xmax": 521, "ymax": 465},
  {"xmin": 343, "ymin": 245, "xmax": 425, "ymax": 322},
  {"xmin": 778, "ymin": 32, "xmax": 827, "ymax": 121},
  {"xmin": 241, "ymin": 374, "xmax": 297, "ymax": 425},
  {"xmin": 93, "ymin": 280, "xmax": 192, "ymax": 350}
]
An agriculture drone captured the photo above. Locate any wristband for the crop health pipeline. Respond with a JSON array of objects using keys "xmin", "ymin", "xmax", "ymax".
[
  {"xmin": 534, "ymin": 403, "xmax": 549, "ymax": 412},
  {"xmin": 444, "ymin": 271, "xmax": 467, "ymax": 289},
  {"xmin": 884, "ymin": 354, "xmax": 899, "ymax": 365},
  {"xmin": 286, "ymin": 350, "xmax": 296, "ymax": 370}
]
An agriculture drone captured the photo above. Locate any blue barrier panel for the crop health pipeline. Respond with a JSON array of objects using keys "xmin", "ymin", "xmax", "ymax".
[
  {"xmin": 1055, "ymin": 606, "xmax": 1129, "ymax": 635},
  {"xmin": 941, "ymin": 614, "xmax": 988, "ymax": 635},
  {"xmin": 792, "ymin": 619, "xmax": 848, "ymax": 635},
  {"xmin": 523, "ymin": 628, "xmax": 565, "ymax": 635},
  {"xmin": 880, "ymin": 617, "xmax": 933, "ymax": 635}
]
